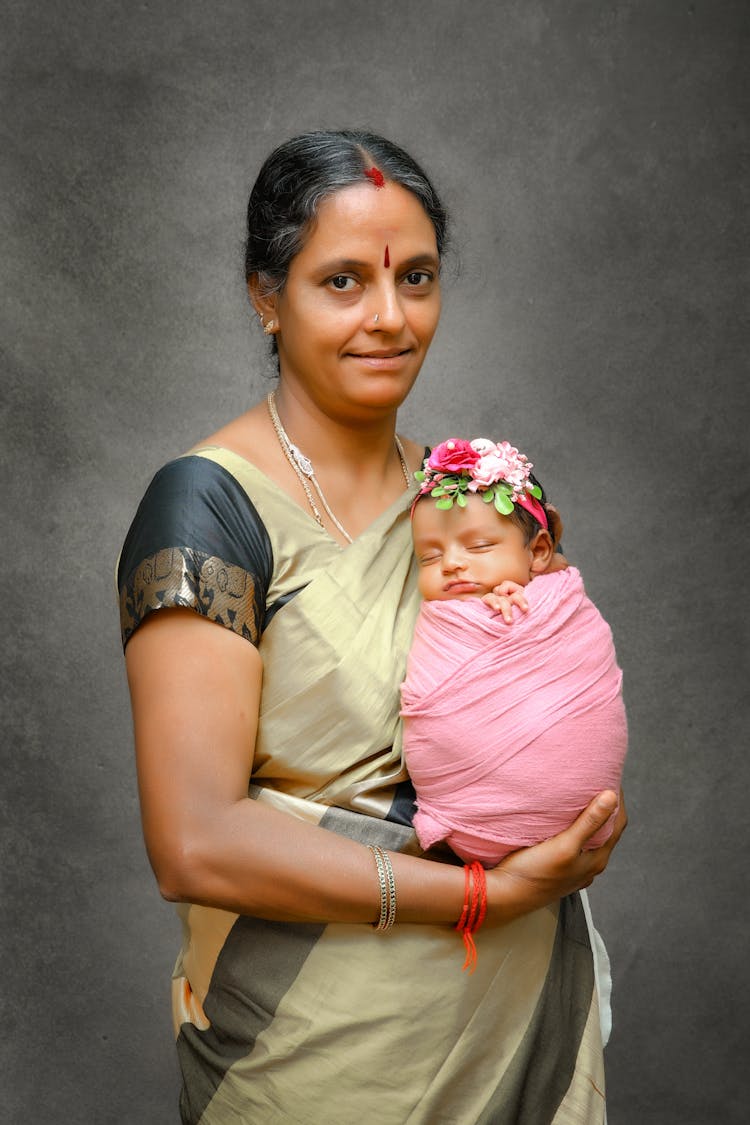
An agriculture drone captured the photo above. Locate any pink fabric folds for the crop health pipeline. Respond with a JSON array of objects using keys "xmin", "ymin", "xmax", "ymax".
[{"xmin": 401, "ymin": 567, "xmax": 627, "ymax": 865}]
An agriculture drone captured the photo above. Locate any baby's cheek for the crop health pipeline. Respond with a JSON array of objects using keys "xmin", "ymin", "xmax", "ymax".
[{"xmin": 417, "ymin": 569, "xmax": 434, "ymax": 599}]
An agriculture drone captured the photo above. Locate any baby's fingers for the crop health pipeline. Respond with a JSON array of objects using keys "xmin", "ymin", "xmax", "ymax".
[
  {"xmin": 481, "ymin": 593, "xmax": 516, "ymax": 622},
  {"xmin": 482, "ymin": 582, "xmax": 528, "ymax": 623}
]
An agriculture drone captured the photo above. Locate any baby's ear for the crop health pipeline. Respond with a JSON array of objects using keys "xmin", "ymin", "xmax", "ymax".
[
  {"xmin": 544, "ymin": 505, "xmax": 564, "ymax": 547},
  {"xmin": 529, "ymin": 529, "xmax": 555, "ymax": 575}
]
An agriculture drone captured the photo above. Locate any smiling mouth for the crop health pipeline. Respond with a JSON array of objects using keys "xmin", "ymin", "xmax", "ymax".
[{"xmin": 349, "ymin": 348, "xmax": 411, "ymax": 359}]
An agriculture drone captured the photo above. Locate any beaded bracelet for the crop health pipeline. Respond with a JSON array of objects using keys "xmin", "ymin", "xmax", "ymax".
[
  {"xmin": 455, "ymin": 861, "xmax": 487, "ymax": 972},
  {"xmin": 367, "ymin": 844, "xmax": 397, "ymax": 931}
]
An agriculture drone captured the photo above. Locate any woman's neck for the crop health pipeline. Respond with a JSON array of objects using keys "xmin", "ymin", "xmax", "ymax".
[
  {"xmin": 271, "ymin": 383, "xmax": 401, "ymax": 480},
  {"xmin": 202, "ymin": 385, "xmax": 420, "ymax": 544},
  {"xmin": 268, "ymin": 382, "xmax": 414, "ymax": 542}
]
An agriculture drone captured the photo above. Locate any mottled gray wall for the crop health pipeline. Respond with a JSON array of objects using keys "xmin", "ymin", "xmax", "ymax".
[{"xmin": 2, "ymin": 1, "xmax": 747, "ymax": 1122}]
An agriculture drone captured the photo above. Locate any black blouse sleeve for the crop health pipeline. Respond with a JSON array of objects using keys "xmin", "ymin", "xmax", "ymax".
[{"xmin": 117, "ymin": 455, "xmax": 273, "ymax": 649}]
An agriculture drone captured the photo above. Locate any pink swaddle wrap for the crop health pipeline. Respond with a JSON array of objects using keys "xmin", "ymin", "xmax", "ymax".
[{"xmin": 401, "ymin": 567, "xmax": 627, "ymax": 865}]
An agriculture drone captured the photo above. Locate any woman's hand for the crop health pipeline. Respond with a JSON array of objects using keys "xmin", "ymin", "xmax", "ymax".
[{"xmin": 485, "ymin": 790, "xmax": 627, "ymax": 923}]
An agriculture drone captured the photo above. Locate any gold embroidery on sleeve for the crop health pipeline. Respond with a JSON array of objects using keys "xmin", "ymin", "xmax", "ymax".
[{"xmin": 119, "ymin": 547, "xmax": 260, "ymax": 646}]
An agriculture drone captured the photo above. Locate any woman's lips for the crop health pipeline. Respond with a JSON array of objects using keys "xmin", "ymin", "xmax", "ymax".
[{"xmin": 347, "ymin": 349, "xmax": 411, "ymax": 370}]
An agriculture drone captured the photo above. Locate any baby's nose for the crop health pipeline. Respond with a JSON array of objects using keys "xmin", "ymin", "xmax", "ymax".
[{"xmin": 442, "ymin": 548, "xmax": 466, "ymax": 571}]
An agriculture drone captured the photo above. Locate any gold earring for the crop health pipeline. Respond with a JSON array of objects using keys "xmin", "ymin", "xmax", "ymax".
[{"xmin": 263, "ymin": 319, "xmax": 276, "ymax": 335}]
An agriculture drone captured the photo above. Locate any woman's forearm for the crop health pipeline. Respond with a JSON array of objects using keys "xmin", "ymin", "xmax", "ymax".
[
  {"xmin": 128, "ymin": 609, "xmax": 623, "ymax": 930},
  {"xmin": 152, "ymin": 793, "xmax": 467, "ymax": 925},
  {"xmin": 149, "ymin": 785, "xmax": 623, "ymax": 928}
]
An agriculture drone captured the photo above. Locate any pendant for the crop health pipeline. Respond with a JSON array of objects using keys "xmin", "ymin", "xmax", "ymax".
[{"xmin": 288, "ymin": 442, "xmax": 314, "ymax": 478}]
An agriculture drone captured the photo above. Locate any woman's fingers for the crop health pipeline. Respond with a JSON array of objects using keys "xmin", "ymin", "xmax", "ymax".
[
  {"xmin": 587, "ymin": 789, "xmax": 628, "ymax": 860},
  {"xmin": 566, "ymin": 790, "xmax": 619, "ymax": 851},
  {"xmin": 608, "ymin": 789, "xmax": 627, "ymax": 843},
  {"xmin": 559, "ymin": 789, "xmax": 627, "ymax": 881}
]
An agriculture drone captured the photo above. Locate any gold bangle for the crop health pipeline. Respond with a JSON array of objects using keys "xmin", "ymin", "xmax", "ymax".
[
  {"xmin": 367, "ymin": 845, "xmax": 397, "ymax": 931},
  {"xmin": 381, "ymin": 849, "xmax": 397, "ymax": 930}
]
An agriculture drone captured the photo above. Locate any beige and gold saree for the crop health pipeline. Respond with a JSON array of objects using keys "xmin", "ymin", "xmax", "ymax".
[{"xmin": 119, "ymin": 447, "xmax": 607, "ymax": 1125}]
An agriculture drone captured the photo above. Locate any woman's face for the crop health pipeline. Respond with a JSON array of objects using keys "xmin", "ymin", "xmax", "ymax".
[{"xmin": 268, "ymin": 182, "xmax": 441, "ymax": 421}]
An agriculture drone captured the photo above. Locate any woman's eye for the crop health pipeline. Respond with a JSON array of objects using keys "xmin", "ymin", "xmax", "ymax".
[
  {"xmin": 328, "ymin": 275, "xmax": 357, "ymax": 291},
  {"xmin": 403, "ymin": 271, "xmax": 433, "ymax": 288}
]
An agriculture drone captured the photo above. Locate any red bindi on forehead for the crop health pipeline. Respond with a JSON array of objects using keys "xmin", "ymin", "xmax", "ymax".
[{"xmin": 384, "ymin": 244, "xmax": 390, "ymax": 268}]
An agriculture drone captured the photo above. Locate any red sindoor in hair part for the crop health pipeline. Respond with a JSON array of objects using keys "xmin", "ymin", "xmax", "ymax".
[{"xmin": 363, "ymin": 166, "xmax": 385, "ymax": 189}]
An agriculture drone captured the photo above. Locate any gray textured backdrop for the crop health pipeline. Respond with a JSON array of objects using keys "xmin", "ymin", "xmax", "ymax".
[{"xmin": 2, "ymin": 1, "xmax": 748, "ymax": 1122}]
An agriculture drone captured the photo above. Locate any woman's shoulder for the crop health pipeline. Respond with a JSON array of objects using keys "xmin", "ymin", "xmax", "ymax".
[
  {"xmin": 119, "ymin": 403, "xmax": 277, "ymax": 562},
  {"xmin": 120, "ymin": 452, "xmax": 270, "ymax": 571},
  {"xmin": 196, "ymin": 403, "xmax": 278, "ymax": 476},
  {"xmin": 117, "ymin": 448, "xmax": 274, "ymax": 649}
]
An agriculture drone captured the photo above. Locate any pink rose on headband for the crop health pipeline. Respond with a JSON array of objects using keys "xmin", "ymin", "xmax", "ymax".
[
  {"xmin": 427, "ymin": 440, "xmax": 480, "ymax": 475},
  {"xmin": 468, "ymin": 440, "xmax": 533, "ymax": 491},
  {"xmin": 495, "ymin": 441, "xmax": 531, "ymax": 489},
  {"xmin": 470, "ymin": 451, "xmax": 508, "ymax": 489}
]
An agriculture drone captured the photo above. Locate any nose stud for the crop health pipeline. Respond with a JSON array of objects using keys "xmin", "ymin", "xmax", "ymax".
[{"xmin": 373, "ymin": 313, "xmax": 380, "ymax": 324}]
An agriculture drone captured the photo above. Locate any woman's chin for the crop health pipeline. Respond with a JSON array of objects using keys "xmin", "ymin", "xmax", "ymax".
[{"xmin": 346, "ymin": 370, "xmax": 422, "ymax": 414}]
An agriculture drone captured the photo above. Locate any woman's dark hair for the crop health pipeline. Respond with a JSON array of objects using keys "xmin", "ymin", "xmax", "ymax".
[{"xmin": 245, "ymin": 129, "xmax": 449, "ymax": 293}]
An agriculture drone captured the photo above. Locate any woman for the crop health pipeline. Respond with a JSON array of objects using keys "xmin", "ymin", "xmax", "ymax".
[{"xmin": 118, "ymin": 130, "xmax": 626, "ymax": 1124}]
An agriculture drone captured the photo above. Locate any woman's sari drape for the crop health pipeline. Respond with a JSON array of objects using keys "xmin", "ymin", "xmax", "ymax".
[{"xmin": 122, "ymin": 447, "xmax": 607, "ymax": 1125}]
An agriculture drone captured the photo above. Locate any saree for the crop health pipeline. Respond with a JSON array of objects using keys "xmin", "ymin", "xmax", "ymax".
[{"xmin": 119, "ymin": 446, "xmax": 608, "ymax": 1125}]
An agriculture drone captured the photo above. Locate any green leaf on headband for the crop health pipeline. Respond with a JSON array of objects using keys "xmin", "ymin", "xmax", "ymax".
[
  {"xmin": 494, "ymin": 491, "xmax": 514, "ymax": 515},
  {"xmin": 435, "ymin": 497, "xmax": 454, "ymax": 510},
  {"xmin": 414, "ymin": 470, "xmax": 426, "ymax": 482},
  {"xmin": 481, "ymin": 490, "xmax": 495, "ymax": 503},
  {"xmin": 431, "ymin": 486, "xmax": 446, "ymax": 497},
  {"xmin": 456, "ymin": 492, "xmax": 467, "ymax": 507},
  {"xmin": 529, "ymin": 483, "xmax": 542, "ymax": 499}
]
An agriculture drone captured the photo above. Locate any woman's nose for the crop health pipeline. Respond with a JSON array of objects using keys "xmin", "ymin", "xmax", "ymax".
[{"xmin": 368, "ymin": 281, "xmax": 406, "ymax": 333}]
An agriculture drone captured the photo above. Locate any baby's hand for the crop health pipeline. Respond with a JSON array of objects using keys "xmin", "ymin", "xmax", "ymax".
[{"xmin": 482, "ymin": 581, "xmax": 529, "ymax": 624}]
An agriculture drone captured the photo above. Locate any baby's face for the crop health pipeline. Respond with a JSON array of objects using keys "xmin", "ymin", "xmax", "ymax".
[{"xmin": 411, "ymin": 493, "xmax": 533, "ymax": 601}]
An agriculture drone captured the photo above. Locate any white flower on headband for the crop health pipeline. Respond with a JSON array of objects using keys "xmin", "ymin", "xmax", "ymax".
[{"xmin": 469, "ymin": 438, "xmax": 496, "ymax": 456}]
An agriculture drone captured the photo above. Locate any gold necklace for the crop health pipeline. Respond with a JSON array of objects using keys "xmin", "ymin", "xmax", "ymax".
[{"xmin": 267, "ymin": 391, "xmax": 410, "ymax": 544}]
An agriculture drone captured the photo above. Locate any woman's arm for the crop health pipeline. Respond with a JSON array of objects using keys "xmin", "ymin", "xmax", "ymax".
[{"xmin": 126, "ymin": 608, "xmax": 625, "ymax": 927}]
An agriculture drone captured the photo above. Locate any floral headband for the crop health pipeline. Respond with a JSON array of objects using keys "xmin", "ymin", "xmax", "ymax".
[{"xmin": 413, "ymin": 438, "xmax": 548, "ymax": 530}]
